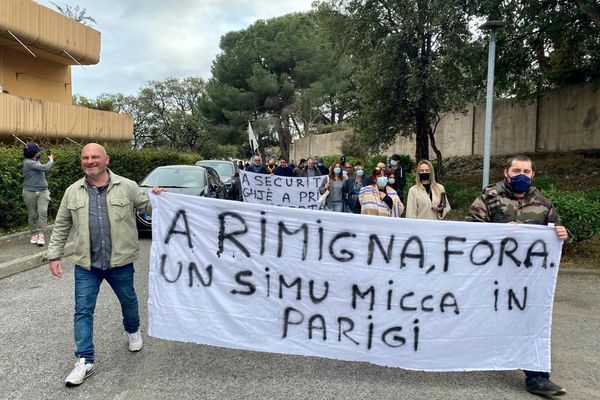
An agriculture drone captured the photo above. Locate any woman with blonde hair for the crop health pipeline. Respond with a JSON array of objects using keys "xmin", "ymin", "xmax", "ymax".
[
  {"xmin": 358, "ymin": 167, "xmax": 404, "ymax": 217},
  {"xmin": 406, "ymin": 159, "xmax": 450, "ymax": 220}
]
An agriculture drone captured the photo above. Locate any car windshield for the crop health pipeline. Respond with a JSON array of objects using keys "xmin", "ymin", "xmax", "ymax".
[
  {"xmin": 140, "ymin": 168, "xmax": 205, "ymax": 188},
  {"xmin": 198, "ymin": 161, "xmax": 234, "ymax": 179}
]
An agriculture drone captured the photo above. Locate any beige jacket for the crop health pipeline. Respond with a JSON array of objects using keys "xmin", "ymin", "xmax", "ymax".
[
  {"xmin": 406, "ymin": 184, "xmax": 450, "ymax": 220},
  {"xmin": 47, "ymin": 170, "xmax": 151, "ymax": 269}
]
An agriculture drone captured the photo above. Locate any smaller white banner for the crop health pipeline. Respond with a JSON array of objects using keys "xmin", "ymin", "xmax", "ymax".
[{"xmin": 240, "ymin": 170, "xmax": 326, "ymax": 209}]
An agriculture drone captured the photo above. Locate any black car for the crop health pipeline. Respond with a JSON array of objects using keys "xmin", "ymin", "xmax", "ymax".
[
  {"xmin": 195, "ymin": 160, "xmax": 242, "ymax": 201},
  {"xmin": 136, "ymin": 165, "xmax": 227, "ymax": 233}
]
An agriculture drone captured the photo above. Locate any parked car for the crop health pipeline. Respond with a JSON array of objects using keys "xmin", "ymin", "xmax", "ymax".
[
  {"xmin": 136, "ymin": 165, "xmax": 227, "ymax": 233},
  {"xmin": 195, "ymin": 159, "xmax": 242, "ymax": 201}
]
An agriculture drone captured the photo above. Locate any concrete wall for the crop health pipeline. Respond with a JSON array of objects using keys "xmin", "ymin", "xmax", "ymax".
[
  {"xmin": 537, "ymin": 83, "xmax": 600, "ymax": 152},
  {"xmin": 291, "ymin": 83, "xmax": 600, "ymax": 160},
  {"xmin": 473, "ymin": 97, "xmax": 538, "ymax": 156},
  {"xmin": 432, "ymin": 106, "xmax": 474, "ymax": 157},
  {"xmin": 0, "ymin": 48, "xmax": 71, "ymax": 104},
  {"xmin": 292, "ymin": 130, "xmax": 351, "ymax": 159},
  {"xmin": 0, "ymin": 0, "xmax": 101, "ymax": 65},
  {"xmin": 0, "ymin": 93, "xmax": 133, "ymax": 141}
]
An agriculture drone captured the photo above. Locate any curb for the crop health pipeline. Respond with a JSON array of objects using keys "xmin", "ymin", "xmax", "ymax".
[
  {"xmin": 0, "ymin": 251, "xmax": 48, "ymax": 280},
  {"xmin": 0, "ymin": 241, "xmax": 74, "ymax": 280},
  {"xmin": 0, "ymin": 225, "xmax": 55, "ymax": 244}
]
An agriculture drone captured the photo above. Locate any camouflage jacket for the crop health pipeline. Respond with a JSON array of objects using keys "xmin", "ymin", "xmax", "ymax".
[{"xmin": 466, "ymin": 181, "xmax": 560, "ymax": 225}]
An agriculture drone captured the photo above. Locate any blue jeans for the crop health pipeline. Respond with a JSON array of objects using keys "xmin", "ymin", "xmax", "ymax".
[
  {"xmin": 327, "ymin": 201, "xmax": 344, "ymax": 212},
  {"xmin": 74, "ymin": 264, "xmax": 139, "ymax": 363}
]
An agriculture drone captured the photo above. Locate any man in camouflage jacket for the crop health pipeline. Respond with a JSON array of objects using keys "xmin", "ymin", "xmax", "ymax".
[{"xmin": 467, "ymin": 155, "xmax": 568, "ymax": 396}]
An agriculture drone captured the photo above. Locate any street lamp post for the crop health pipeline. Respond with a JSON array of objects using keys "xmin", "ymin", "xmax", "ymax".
[{"xmin": 480, "ymin": 20, "xmax": 507, "ymax": 188}]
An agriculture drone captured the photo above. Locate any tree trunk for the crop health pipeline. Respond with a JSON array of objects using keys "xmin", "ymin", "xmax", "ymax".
[
  {"xmin": 415, "ymin": 110, "xmax": 430, "ymax": 161},
  {"xmin": 278, "ymin": 114, "xmax": 291, "ymax": 160},
  {"xmin": 427, "ymin": 125, "xmax": 444, "ymax": 177}
]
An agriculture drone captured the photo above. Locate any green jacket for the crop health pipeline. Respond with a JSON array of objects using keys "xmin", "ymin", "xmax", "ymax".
[
  {"xmin": 47, "ymin": 170, "xmax": 151, "ymax": 269},
  {"xmin": 466, "ymin": 180, "xmax": 560, "ymax": 225}
]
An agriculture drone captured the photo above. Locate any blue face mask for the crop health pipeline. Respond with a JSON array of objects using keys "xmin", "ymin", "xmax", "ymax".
[
  {"xmin": 376, "ymin": 177, "xmax": 388, "ymax": 187},
  {"xmin": 509, "ymin": 174, "xmax": 531, "ymax": 193},
  {"xmin": 334, "ymin": 167, "xmax": 342, "ymax": 175},
  {"xmin": 356, "ymin": 170, "xmax": 364, "ymax": 177},
  {"xmin": 34, "ymin": 153, "xmax": 42, "ymax": 160}
]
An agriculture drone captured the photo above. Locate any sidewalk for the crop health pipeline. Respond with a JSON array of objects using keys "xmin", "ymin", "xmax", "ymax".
[
  {"xmin": 0, "ymin": 229, "xmax": 51, "ymax": 279},
  {"xmin": 0, "ymin": 228, "xmax": 598, "ymax": 280},
  {"xmin": 0, "ymin": 227, "xmax": 74, "ymax": 280}
]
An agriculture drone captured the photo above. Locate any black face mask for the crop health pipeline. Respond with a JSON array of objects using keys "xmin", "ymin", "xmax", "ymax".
[{"xmin": 419, "ymin": 173, "xmax": 430, "ymax": 182}]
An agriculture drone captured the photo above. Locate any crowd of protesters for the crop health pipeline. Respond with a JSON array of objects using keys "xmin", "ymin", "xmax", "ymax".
[
  {"xmin": 234, "ymin": 152, "xmax": 569, "ymax": 396},
  {"xmin": 236, "ymin": 153, "xmax": 450, "ymax": 220},
  {"xmin": 31, "ymin": 141, "xmax": 567, "ymax": 395}
]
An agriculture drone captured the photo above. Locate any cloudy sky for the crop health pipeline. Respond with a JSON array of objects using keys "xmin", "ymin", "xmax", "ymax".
[{"xmin": 36, "ymin": 0, "xmax": 316, "ymax": 98}]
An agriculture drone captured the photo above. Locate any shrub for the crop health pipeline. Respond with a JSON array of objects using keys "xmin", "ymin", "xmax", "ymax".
[
  {"xmin": 0, "ymin": 143, "xmax": 198, "ymax": 232},
  {"xmin": 542, "ymin": 186, "xmax": 600, "ymax": 243},
  {"xmin": 442, "ymin": 180, "xmax": 482, "ymax": 217},
  {"xmin": 532, "ymin": 175, "xmax": 557, "ymax": 191},
  {"xmin": 0, "ymin": 145, "xmax": 28, "ymax": 230}
]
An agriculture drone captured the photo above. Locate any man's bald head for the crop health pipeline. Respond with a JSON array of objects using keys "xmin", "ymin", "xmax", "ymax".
[
  {"xmin": 81, "ymin": 143, "xmax": 110, "ymax": 184},
  {"xmin": 82, "ymin": 143, "xmax": 107, "ymax": 156}
]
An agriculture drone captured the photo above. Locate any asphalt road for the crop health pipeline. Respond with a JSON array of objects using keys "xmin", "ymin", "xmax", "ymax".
[{"xmin": 1, "ymin": 238, "xmax": 598, "ymax": 400}]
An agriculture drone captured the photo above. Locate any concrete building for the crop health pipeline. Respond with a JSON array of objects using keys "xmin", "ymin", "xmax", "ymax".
[{"xmin": 0, "ymin": 0, "xmax": 132, "ymax": 142}]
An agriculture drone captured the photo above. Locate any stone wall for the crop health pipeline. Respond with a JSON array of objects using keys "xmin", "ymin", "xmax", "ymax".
[{"xmin": 291, "ymin": 83, "xmax": 599, "ymax": 160}]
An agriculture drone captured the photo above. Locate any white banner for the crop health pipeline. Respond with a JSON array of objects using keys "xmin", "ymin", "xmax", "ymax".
[
  {"xmin": 148, "ymin": 193, "xmax": 562, "ymax": 372},
  {"xmin": 239, "ymin": 170, "xmax": 326, "ymax": 209}
]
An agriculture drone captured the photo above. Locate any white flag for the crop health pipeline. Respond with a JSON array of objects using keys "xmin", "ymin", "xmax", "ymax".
[{"xmin": 248, "ymin": 121, "xmax": 259, "ymax": 155}]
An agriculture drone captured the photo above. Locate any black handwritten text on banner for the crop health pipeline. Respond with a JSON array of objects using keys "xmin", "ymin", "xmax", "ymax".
[
  {"xmin": 148, "ymin": 193, "xmax": 562, "ymax": 372},
  {"xmin": 239, "ymin": 170, "xmax": 325, "ymax": 209}
]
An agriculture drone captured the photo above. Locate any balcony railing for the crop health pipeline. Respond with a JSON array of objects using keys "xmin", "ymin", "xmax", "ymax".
[
  {"xmin": 0, "ymin": 0, "xmax": 100, "ymax": 65},
  {"xmin": 0, "ymin": 93, "xmax": 132, "ymax": 141}
]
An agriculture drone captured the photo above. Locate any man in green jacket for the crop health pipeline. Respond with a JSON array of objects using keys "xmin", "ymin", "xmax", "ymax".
[
  {"xmin": 467, "ymin": 154, "xmax": 568, "ymax": 396},
  {"xmin": 48, "ymin": 143, "xmax": 161, "ymax": 387}
]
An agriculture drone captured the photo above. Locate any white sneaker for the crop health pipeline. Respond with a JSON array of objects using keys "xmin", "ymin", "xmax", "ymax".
[
  {"xmin": 36, "ymin": 233, "xmax": 45, "ymax": 247},
  {"xmin": 65, "ymin": 357, "xmax": 94, "ymax": 386},
  {"xmin": 30, "ymin": 233, "xmax": 39, "ymax": 244},
  {"xmin": 127, "ymin": 329, "xmax": 143, "ymax": 352}
]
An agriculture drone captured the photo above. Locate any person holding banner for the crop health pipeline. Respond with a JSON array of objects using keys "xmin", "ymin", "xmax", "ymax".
[
  {"xmin": 319, "ymin": 162, "xmax": 346, "ymax": 212},
  {"xmin": 358, "ymin": 167, "xmax": 404, "ymax": 217},
  {"xmin": 406, "ymin": 160, "xmax": 451, "ymax": 220},
  {"xmin": 466, "ymin": 154, "xmax": 568, "ymax": 396},
  {"xmin": 47, "ymin": 143, "xmax": 164, "ymax": 387},
  {"xmin": 273, "ymin": 158, "xmax": 294, "ymax": 176},
  {"xmin": 246, "ymin": 155, "xmax": 268, "ymax": 174},
  {"xmin": 266, "ymin": 158, "xmax": 277, "ymax": 174},
  {"xmin": 293, "ymin": 159, "xmax": 306, "ymax": 177},
  {"xmin": 300, "ymin": 158, "xmax": 321, "ymax": 178}
]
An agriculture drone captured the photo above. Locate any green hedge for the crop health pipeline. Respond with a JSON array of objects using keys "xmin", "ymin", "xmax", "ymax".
[
  {"xmin": 0, "ymin": 143, "xmax": 198, "ymax": 233},
  {"xmin": 542, "ymin": 186, "xmax": 600, "ymax": 243}
]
